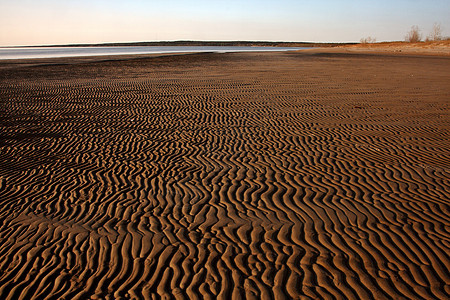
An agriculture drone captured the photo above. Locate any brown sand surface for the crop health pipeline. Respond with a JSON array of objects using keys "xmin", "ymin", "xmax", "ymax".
[
  {"xmin": 335, "ymin": 40, "xmax": 450, "ymax": 56},
  {"xmin": 0, "ymin": 51, "xmax": 449, "ymax": 299}
]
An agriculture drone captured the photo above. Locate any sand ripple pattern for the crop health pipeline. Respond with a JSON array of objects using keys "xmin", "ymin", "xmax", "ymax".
[{"xmin": 0, "ymin": 52, "xmax": 449, "ymax": 299}]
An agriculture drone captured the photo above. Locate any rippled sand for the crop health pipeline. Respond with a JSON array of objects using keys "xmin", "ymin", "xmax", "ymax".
[{"xmin": 0, "ymin": 51, "xmax": 449, "ymax": 299}]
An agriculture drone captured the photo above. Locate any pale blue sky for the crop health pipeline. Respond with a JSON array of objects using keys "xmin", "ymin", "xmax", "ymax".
[{"xmin": 1, "ymin": 0, "xmax": 449, "ymax": 46}]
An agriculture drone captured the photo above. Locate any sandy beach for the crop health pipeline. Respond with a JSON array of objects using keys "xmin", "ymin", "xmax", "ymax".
[
  {"xmin": 337, "ymin": 40, "xmax": 450, "ymax": 56},
  {"xmin": 0, "ymin": 49, "xmax": 449, "ymax": 299}
]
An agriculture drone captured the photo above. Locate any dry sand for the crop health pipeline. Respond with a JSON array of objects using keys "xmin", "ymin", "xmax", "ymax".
[
  {"xmin": 0, "ymin": 50, "xmax": 449, "ymax": 299},
  {"xmin": 336, "ymin": 40, "xmax": 450, "ymax": 56}
]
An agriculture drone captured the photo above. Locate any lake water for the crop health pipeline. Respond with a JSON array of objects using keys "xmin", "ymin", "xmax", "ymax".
[{"xmin": 0, "ymin": 46, "xmax": 311, "ymax": 60}]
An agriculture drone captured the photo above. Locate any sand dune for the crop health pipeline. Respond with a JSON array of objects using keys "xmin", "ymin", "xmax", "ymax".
[
  {"xmin": 337, "ymin": 40, "xmax": 450, "ymax": 56},
  {"xmin": 0, "ymin": 51, "xmax": 449, "ymax": 299}
]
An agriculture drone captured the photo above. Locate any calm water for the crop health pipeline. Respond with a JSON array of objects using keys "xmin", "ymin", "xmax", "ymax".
[{"xmin": 0, "ymin": 46, "xmax": 311, "ymax": 60}]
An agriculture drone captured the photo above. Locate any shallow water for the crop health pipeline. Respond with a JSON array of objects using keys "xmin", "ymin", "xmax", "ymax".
[{"xmin": 0, "ymin": 46, "xmax": 310, "ymax": 60}]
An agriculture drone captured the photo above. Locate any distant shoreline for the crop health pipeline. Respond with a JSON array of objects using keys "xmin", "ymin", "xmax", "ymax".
[
  {"xmin": 2, "ymin": 40, "xmax": 356, "ymax": 48},
  {"xmin": 0, "ymin": 45, "xmax": 314, "ymax": 60}
]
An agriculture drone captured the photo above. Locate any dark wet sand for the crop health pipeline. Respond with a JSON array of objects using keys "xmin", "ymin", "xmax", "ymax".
[{"xmin": 0, "ymin": 51, "xmax": 449, "ymax": 299}]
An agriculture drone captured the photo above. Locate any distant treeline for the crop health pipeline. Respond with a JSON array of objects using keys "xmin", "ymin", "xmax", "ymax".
[{"xmin": 33, "ymin": 41, "xmax": 356, "ymax": 48}]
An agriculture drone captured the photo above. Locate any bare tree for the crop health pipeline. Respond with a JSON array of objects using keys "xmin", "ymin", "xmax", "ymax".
[
  {"xmin": 426, "ymin": 23, "xmax": 442, "ymax": 41},
  {"xmin": 405, "ymin": 25, "xmax": 422, "ymax": 43},
  {"xmin": 360, "ymin": 37, "xmax": 376, "ymax": 44}
]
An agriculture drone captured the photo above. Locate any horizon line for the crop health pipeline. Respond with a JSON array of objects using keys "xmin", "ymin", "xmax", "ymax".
[{"xmin": 1, "ymin": 39, "xmax": 410, "ymax": 48}]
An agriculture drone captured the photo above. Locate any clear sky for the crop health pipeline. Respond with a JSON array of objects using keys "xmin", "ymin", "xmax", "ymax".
[{"xmin": 1, "ymin": 0, "xmax": 449, "ymax": 46}]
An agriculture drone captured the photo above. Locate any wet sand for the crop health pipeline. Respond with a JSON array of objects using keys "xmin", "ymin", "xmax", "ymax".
[{"xmin": 0, "ymin": 50, "xmax": 449, "ymax": 299}]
